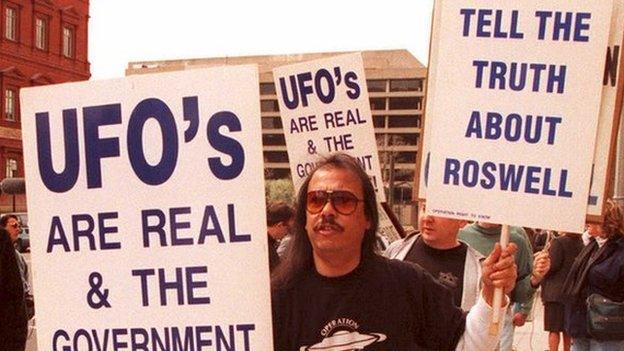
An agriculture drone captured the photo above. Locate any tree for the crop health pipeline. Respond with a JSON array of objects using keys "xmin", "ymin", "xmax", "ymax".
[{"xmin": 265, "ymin": 179, "xmax": 295, "ymax": 205}]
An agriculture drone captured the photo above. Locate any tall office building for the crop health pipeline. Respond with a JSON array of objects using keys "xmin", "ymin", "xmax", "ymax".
[{"xmin": 127, "ymin": 50, "xmax": 425, "ymax": 223}]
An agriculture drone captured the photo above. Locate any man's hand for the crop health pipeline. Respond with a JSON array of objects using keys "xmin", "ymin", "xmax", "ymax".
[
  {"xmin": 530, "ymin": 250, "xmax": 551, "ymax": 287},
  {"xmin": 482, "ymin": 243, "xmax": 518, "ymax": 307},
  {"xmin": 512, "ymin": 312, "xmax": 527, "ymax": 327}
]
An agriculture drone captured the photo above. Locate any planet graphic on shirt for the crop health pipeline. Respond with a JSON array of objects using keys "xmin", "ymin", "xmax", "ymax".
[{"xmin": 300, "ymin": 330, "xmax": 387, "ymax": 350}]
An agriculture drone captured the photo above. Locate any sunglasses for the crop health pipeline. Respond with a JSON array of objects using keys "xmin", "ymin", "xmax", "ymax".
[{"xmin": 306, "ymin": 190, "xmax": 363, "ymax": 215}]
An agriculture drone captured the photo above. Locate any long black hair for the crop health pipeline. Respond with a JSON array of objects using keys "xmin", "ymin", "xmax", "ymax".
[
  {"xmin": 0, "ymin": 214, "xmax": 18, "ymax": 227},
  {"xmin": 271, "ymin": 153, "xmax": 379, "ymax": 290}
]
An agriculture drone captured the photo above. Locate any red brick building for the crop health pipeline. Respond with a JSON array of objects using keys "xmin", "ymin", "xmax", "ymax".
[{"xmin": 0, "ymin": 0, "xmax": 89, "ymax": 211}]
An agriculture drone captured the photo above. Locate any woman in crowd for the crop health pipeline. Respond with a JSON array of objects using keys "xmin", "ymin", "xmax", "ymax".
[
  {"xmin": 562, "ymin": 199, "xmax": 624, "ymax": 350},
  {"xmin": 541, "ymin": 231, "xmax": 583, "ymax": 351}
]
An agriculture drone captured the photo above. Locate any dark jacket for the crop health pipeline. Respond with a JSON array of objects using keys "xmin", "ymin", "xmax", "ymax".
[
  {"xmin": 268, "ymin": 236, "xmax": 280, "ymax": 272},
  {"xmin": 563, "ymin": 236, "xmax": 624, "ymax": 339},
  {"xmin": 541, "ymin": 234, "xmax": 583, "ymax": 303},
  {"xmin": 0, "ymin": 228, "xmax": 28, "ymax": 350}
]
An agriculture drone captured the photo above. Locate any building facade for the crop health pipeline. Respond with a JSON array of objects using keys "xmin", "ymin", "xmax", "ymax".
[
  {"xmin": 127, "ymin": 50, "xmax": 425, "ymax": 224},
  {"xmin": 0, "ymin": 0, "xmax": 89, "ymax": 211}
]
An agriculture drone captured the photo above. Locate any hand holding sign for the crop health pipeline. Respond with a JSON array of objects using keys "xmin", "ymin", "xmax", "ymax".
[
  {"xmin": 425, "ymin": 0, "xmax": 613, "ymax": 334},
  {"xmin": 481, "ymin": 242, "xmax": 518, "ymax": 298}
]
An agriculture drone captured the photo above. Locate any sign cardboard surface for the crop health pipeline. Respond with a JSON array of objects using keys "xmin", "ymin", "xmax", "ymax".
[
  {"xmin": 420, "ymin": 1, "xmax": 624, "ymax": 224},
  {"xmin": 20, "ymin": 67, "xmax": 272, "ymax": 350},
  {"xmin": 273, "ymin": 53, "xmax": 386, "ymax": 202},
  {"xmin": 587, "ymin": 0, "xmax": 624, "ymax": 220},
  {"xmin": 425, "ymin": 0, "xmax": 613, "ymax": 232}
]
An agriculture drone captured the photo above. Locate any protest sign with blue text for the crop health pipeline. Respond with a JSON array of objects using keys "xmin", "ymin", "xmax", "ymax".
[
  {"xmin": 419, "ymin": 1, "xmax": 624, "ymax": 224},
  {"xmin": 273, "ymin": 53, "xmax": 386, "ymax": 202},
  {"xmin": 587, "ymin": 0, "xmax": 624, "ymax": 220},
  {"xmin": 20, "ymin": 66, "xmax": 272, "ymax": 350},
  {"xmin": 425, "ymin": 0, "xmax": 613, "ymax": 232}
]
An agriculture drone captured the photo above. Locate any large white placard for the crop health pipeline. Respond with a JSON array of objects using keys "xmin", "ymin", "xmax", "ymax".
[
  {"xmin": 273, "ymin": 53, "xmax": 386, "ymax": 202},
  {"xmin": 20, "ymin": 67, "xmax": 272, "ymax": 350},
  {"xmin": 588, "ymin": 0, "xmax": 624, "ymax": 218},
  {"xmin": 420, "ymin": 1, "xmax": 624, "ymax": 223},
  {"xmin": 425, "ymin": 0, "xmax": 613, "ymax": 232}
]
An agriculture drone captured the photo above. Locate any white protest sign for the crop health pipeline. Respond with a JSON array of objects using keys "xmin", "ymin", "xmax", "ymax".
[
  {"xmin": 415, "ymin": 1, "xmax": 443, "ymax": 202},
  {"xmin": 273, "ymin": 53, "xmax": 386, "ymax": 202},
  {"xmin": 425, "ymin": 0, "xmax": 613, "ymax": 233},
  {"xmin": 419, "ymin": 1, "xmax": 624, "ymax": 223},
  {"xmin": 587, "ymin": 0, "xmax": 624, "ymax": 219},
  {"xmin": 21, "ymin": 67, "xmax": 272, "ymax": 350}
]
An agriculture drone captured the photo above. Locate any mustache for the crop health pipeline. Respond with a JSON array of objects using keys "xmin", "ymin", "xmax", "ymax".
[{"xmin": 313, "ymin": 216, "xmax": 344, "ymax": 232}]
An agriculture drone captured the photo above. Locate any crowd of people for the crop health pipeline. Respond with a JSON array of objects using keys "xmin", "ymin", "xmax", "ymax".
[
  {"xmin": 267, "ymin": 153, "xmax": 624, "ymax": 350},
  {"xmin": 1, "ymin": 152, "xmax": 622, "ymax": 351}
]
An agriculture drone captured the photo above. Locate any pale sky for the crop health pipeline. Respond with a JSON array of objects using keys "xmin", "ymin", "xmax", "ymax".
[{"xmin": 88, "ymin": 0, "xmax": 434, "ymax": 80}]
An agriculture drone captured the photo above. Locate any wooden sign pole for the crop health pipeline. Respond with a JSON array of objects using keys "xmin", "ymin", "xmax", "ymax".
[{"xmin": 489, "ymin": 224, "xmax": 510, "ymax": 335}]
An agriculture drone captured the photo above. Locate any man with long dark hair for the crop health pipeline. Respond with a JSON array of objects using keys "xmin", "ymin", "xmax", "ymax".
[{"xmin": 271, "ymin": 153, "xmax": 518, "ymax": 350}]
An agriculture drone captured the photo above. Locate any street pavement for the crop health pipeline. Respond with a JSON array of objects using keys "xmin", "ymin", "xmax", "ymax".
[
  {"xmin": 22, "ymin": 253, "xmax": 552, "ymax": 351},
  {"xmin": 514, "ymin": 292, "xmax": 550, "ymax": 351}
]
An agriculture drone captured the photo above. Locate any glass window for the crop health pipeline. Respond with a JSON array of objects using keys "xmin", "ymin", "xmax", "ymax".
[
  {"xmin": 5, "ymin": 89, "xmax": 15, "ymax": 121},
  {"xmin": 373, "ymin": 116, "xmax": 385, "ymax": 128},
  {"xmin": 260, "ymin": 83, "xmax": 276, "ymax": 95},
  {"xmin": 367, "ymin": 80, "xmax": 386, "ymax": 92},
  {"xmin": 266, "ymin": 168, "xmax": 291, "ymax": 180},
  {"xmin": 391, "ymin": 183, "xmax": 413, "ymax": 202},
  {"xmin": 389, "ymin": 97, "xmax": 421, "ymax": 110},
  {"xmin": 369, "ymin": 98, "xmax": 386, "ymax": 110},
  {"xmin": 394, "ymin": 152, "xmax": 417, "ymax": 163},
  {"xmin": 261, "ymin": 117, "xmax": 282, "ymax": 129},
  {"xmin": 261, "ymin": 100, "xmax": 279, "ymax": 112},
  {"xmin": 62, "ymin": 25, "xmax": 74, "ymax": 58},
  {"xmin": 394, "ymin": 170, "xmax": 415, "ymax": 182},
  {"xmin": 263, "ymin": 151, "xmax": 289, "ymax": 163},
  {"xmin": 388, "ymin": 115, "xmax": 420, "ymax": 128},
  {"xmin": 389, "ymin": 133, "xmax": 419, "ymax": 145},
  {"xmin": 5, "ymin": 158, "xmax": 17, "ymax": 178},
  {"xmin": 35, "ymin": 17, "xmax": 47, "ymax": 50},
  {"xmin": 262, "ymin": 134, "xmax": 286, "ymax": 146},
  {"xmin": 5, "ymin": 7, "xmax": 16, "ymax": 41},
  {"xmin": 390, "ymin": 79, "xmax": 423, "ymax": 92}
]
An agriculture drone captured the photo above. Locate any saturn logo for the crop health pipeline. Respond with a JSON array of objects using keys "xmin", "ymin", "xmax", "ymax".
[{"xmin": 300, "ymin": 330, "xmax": 387, "ymax": 350}]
